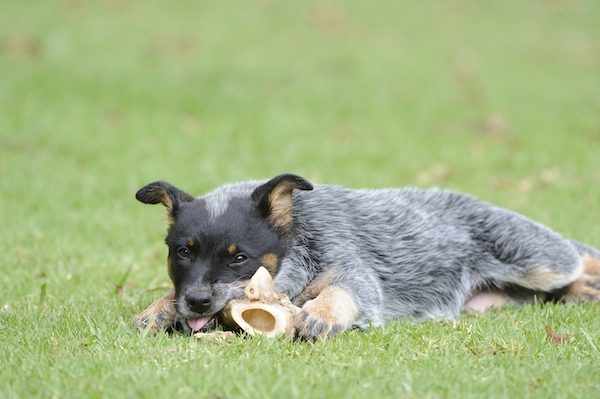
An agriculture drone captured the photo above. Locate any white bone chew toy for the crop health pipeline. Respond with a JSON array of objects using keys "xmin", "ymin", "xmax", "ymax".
[{"xmin": 220, "ymin": 267, "xmax": 300, "ymax": 338}]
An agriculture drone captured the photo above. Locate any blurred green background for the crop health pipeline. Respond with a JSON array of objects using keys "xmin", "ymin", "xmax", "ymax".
[{"xmin": 1, "ymin": 1, "xmax": 599, "ymax": 397}]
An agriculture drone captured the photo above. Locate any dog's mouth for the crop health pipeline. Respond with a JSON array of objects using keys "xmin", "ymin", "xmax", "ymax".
[
  {"xmin": 187, "ymin": 315, "xmax": 216, "ymax": 332},
  {"xmin": 179, "ymin": 282, "xmax": 248, "ymax": 333}
]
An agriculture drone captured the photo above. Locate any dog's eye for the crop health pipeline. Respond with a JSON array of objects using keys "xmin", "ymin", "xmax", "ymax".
[
  {"xmin": 231, "ymin": 253, "xmax": 248, "ymax": 265},
  {"xmin": 177, "ymin": 247, "xmax": 190, "ymax": 258}
]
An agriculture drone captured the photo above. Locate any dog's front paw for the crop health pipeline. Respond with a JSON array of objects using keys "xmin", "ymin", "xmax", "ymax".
[
  {"xmin": 294, "ymin": 286, "xmax": 359, "ymax": 340},
  {"xmin": 133, "ymin": 289, "xmax": 180, "ymax": 335}
]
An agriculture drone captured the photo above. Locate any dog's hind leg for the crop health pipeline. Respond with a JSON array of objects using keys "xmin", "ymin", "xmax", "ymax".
[
  {"xmin": 472, "ymin": 207, "xmax": 586, "ymax": 301},
  {"xmin": 489, "ymin": 242, "xmax": 583, "ymax": 296}
]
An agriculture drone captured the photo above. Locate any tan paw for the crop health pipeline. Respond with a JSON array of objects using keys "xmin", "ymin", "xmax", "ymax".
[
  {"xmin": 563, "ymin": 273, "xmax": 600, "ymax": 302},
  {"xmin": 294, "ymin": 286, "xmax": 358, "ymax": 339}
]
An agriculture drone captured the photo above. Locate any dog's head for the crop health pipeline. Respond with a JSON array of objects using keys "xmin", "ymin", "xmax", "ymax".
[{"xmin": 136, "ymin": 174, "xmax": 313, "ymax": 332}]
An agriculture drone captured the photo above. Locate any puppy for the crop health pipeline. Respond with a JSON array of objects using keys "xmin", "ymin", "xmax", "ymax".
[{"xmin": 133, "ymin": 174, "xmax": 600, "ymax": 339}]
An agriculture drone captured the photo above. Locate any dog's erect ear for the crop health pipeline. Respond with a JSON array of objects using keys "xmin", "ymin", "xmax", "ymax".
[
  {"xmin": 136, "ymin": 181, "xmax": 195, "ymax": 224},
  {"xmin": 252, "ymin": 174, "xmax": 313, "ymax": 230}
]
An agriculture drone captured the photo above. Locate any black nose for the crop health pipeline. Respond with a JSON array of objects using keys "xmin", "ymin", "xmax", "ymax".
[{"xmin": 186, "ymin": 291, "xmax": 212, "ymax": 314}]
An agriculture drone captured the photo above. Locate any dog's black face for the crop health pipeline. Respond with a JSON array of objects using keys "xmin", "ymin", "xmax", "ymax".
[
  {"xmin": 166, "ymin": 198, "xmax": 286, "ymax": 330},
  {"xmin": 136, "ymin": 174, "xmax": 313, "ymax": 332}
]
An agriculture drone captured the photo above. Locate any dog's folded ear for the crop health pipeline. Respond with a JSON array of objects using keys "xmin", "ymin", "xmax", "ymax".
[
  {"xmin": 252, "ymin": 174, "xmax": 313, "ymax": 230},
  {"xmin": 136, "ymin": 181, "xmax": 195, "ymax": 224}
]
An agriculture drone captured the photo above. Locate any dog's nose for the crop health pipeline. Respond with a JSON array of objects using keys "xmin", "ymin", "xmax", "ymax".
[{"xmin": 186, "ymin": 291, "xmax": 212, "ymax": 314}]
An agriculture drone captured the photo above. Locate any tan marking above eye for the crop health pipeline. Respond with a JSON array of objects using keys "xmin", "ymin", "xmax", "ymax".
[
  {"xmin": 187, "ymin": 238, "xmax": 195, "ymax": 246},
  {"xmin": 260, "ymin": 253, "xmax": 278, "ymax": 274},
  {"xmin": 227, "ymin": 244, "xmax": 237, "ymax": 255}
]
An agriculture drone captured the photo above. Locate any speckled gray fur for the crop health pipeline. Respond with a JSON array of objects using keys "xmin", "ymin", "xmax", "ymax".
[{"xmin": 137, "ymin": 175, "xmax": 598, "ymax": 337}]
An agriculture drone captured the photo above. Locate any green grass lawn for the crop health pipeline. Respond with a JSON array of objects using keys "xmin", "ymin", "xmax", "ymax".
[{"xmin": 1, "ymin": 0, "xmax": 600, "ymax": 398}]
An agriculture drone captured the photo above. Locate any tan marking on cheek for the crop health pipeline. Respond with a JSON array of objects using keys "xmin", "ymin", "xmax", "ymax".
[
  {"xmin": 260, "ymin": 253, "xmax": 278, "ymax": 275},
  {"xmin": 227, "ymin": 244, "xmax": 237, "ymax": 255}
]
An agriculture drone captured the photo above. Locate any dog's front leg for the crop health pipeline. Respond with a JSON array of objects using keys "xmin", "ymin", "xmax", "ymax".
[
  {"xmin": 133, "ymin": 289, "xmax": 180, "ymax": 335},
  {"xmin": 294, "ymin": 285, "xmax": 361, "ymax": 340}
]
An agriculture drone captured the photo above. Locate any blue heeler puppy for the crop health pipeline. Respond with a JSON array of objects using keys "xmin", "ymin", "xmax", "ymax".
[{"xmin": 133, "ymin": 174, "xmax": 600, "ymax": 339}]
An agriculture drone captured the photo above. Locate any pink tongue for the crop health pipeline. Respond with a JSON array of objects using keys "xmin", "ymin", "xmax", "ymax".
[{"xmin": 187, "ymin": 315, "xmax": 213, "ymax": 332}]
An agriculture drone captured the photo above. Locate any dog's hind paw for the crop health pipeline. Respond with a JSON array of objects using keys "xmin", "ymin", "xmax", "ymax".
[
  {"xmin": 133, "ymin": 289, "xmax": 180, "ymax": 335},
  {"xmin": 293, "ymin": 286, "xmax": 359, "ymax": 340},
  {"xmin": 562, "ymin": 256, "xmax": 600, "ymax": 302},
  {"xmin": 563, "ymin": 273, "xmax": 600, "ymax": 302}
]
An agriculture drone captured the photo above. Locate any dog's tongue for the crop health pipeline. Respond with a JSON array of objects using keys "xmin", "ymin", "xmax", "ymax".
[{"xmin": 187, "ymin": 316, "xmax": 213, "ymax": 332}]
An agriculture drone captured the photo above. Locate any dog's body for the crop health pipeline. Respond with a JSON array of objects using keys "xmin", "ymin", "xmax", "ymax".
[{"xmin": 134, "ymin": 174, "xmax": 600, "ymax": 339}]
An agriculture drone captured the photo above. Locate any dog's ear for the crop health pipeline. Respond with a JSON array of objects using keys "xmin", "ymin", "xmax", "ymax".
[
  {"xmin": 136, "ymin": 181, "xmax": 195, "ymax": 224},
  {"xmin": 252, "ymin": 174, "xmax": 313, "ymax": 230}
]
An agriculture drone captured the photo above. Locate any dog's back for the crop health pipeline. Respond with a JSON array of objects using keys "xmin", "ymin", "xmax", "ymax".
[{"xmin": 279, "ymin": 184, "xmax": 587, "ymax": 325}]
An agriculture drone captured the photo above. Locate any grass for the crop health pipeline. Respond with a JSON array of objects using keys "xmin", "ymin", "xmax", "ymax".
[
  {"xmin": 2, "ymin": 302, "xmax": 600, "ymax": 398},
  {"xmin": 1, "ymin": 0, "xmax": 600, "ymax": 398}
]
